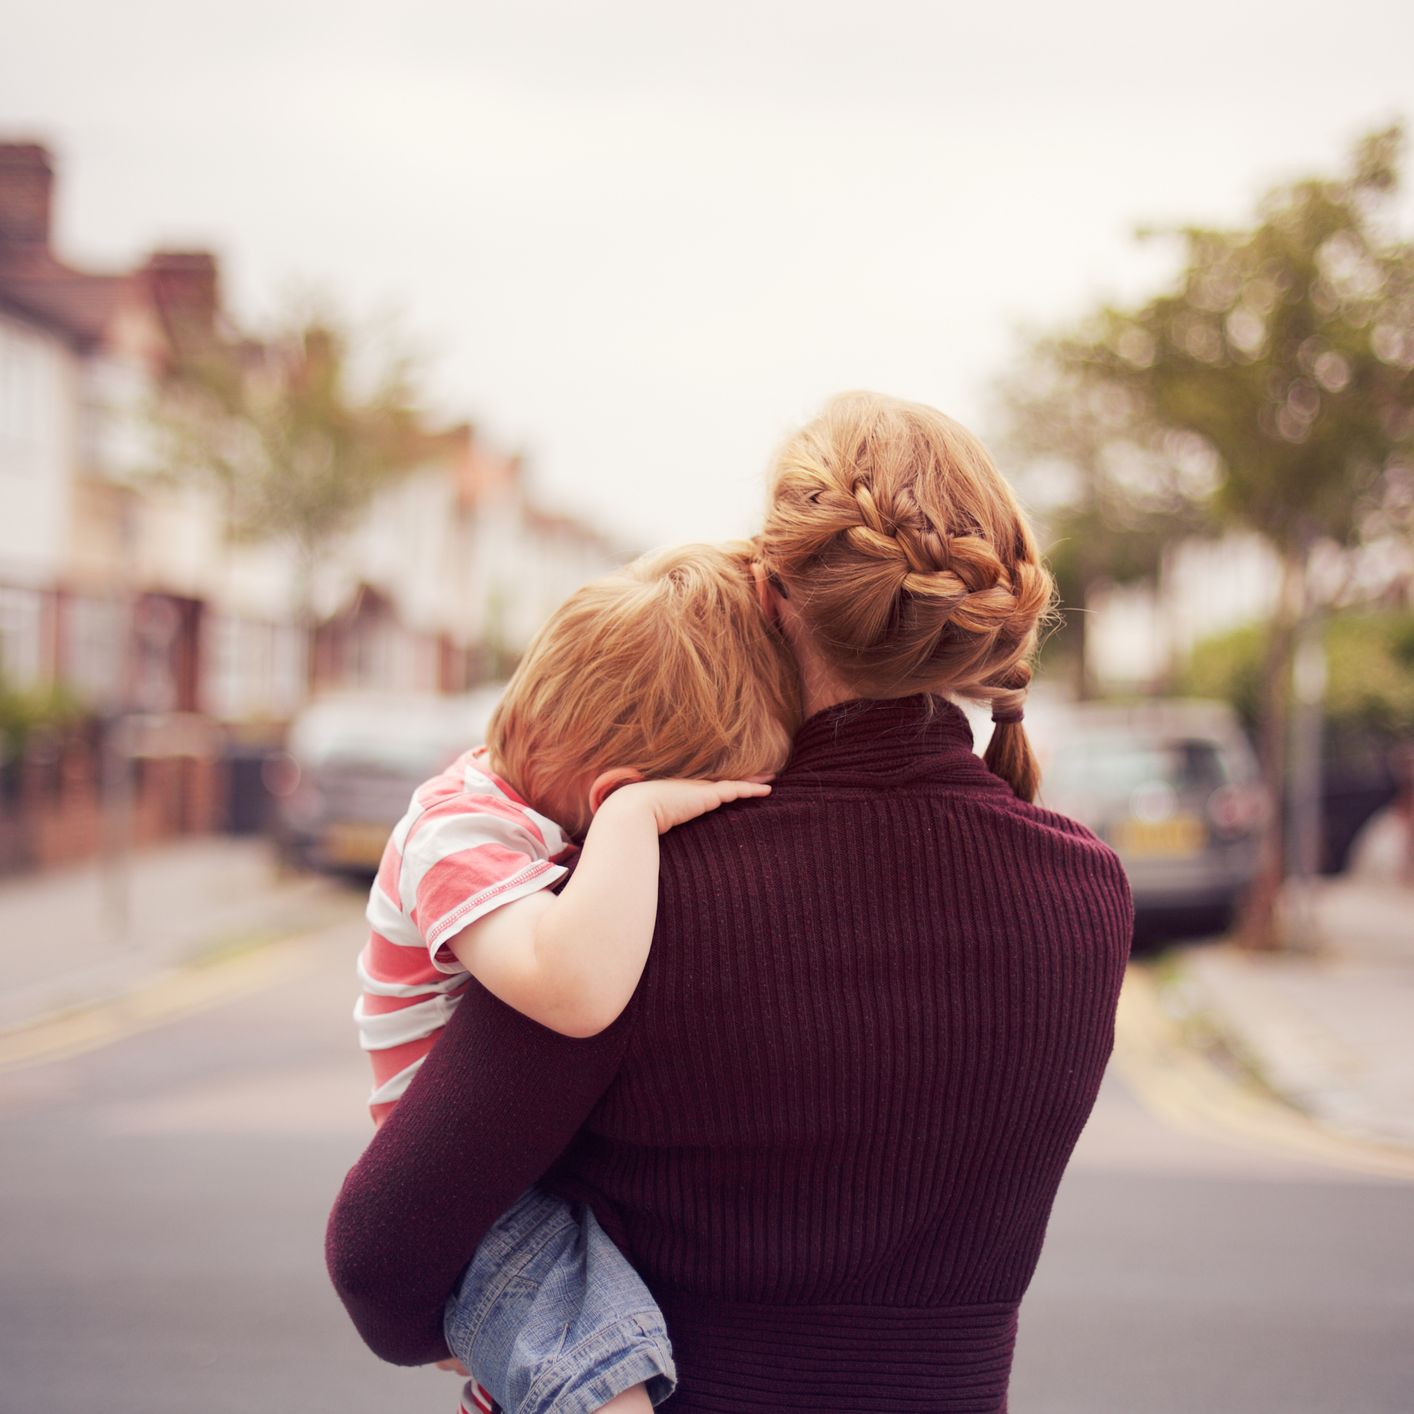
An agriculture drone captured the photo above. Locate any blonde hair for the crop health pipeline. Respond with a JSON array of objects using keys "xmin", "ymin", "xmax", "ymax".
[
  {"xmin": 486, "ymin": 541, "xmax": 801, "ymax": 833},
  {"xmin": 758, "ymin": 392, "xmax": 1058, "ymax": 801}
]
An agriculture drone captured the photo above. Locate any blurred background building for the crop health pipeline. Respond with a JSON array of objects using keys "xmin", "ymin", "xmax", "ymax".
[
  {"xmin": 0, "ymin": 141, "xmax": 622, "ymax": 872},
  {"xmin": 1, "ymin": 126, "xmax": 1410, "ymax": 916}
]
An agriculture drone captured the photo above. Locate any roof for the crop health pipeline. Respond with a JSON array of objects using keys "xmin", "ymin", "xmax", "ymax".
[{"xmin": 0, "ymin": 247, "xmax": 126, "ymax": 350}]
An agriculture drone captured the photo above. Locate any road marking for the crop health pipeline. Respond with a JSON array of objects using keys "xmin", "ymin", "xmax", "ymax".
[
  {"xmin": 0, "ymin": 939, "xmax": 321, "ymax": 1074},
  {"xmin": 1113, "ymin": 964, "xmax": 1414, "ymax": 1182}
]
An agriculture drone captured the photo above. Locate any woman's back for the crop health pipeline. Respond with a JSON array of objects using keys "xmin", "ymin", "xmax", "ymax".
[
  {"xmin": 327, "ymin": 394, "xmax": 1136, "ymax": 1412},
  {"xmin": 556, "ymin": 697, "xmax": 1132, "ymax": 1410}
]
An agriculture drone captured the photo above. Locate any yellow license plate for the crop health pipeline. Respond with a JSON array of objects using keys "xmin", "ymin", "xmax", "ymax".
[
  {"xmin": 1111, "ymin": 815, "xmax": 1207, "ymax": 858},
  {"xmin": 323, "ymin": 822, "xmax": 390, "ymax": 868}
]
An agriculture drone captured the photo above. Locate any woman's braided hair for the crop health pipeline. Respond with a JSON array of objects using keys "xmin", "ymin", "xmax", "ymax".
[{"xmin": 759, "ymin": 391, "xmax": 1059, "ymax": 801}]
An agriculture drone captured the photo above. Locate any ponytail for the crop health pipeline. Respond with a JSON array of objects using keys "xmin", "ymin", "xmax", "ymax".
[{"xmin": 982, "ymin": 665, "xmax": 1041, "ymax": 802}]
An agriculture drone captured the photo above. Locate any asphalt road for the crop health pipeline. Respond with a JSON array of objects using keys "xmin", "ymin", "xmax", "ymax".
[{"xmin": 1, "ymin": 895, "xmax": 1410, "ymax": 1414}]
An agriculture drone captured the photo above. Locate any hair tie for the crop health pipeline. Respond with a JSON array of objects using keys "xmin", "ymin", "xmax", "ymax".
[{"xmin": 991, "ymin": 706, "xmax": 1024, "ymax": 725}]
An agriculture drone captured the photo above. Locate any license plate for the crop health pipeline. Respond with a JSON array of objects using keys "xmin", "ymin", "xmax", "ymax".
[
  {"xmin": 1111, "ymin": 814, "xmax": 1207, "ymax": 858},
  {"xmin": 323, "ymin": 822, "xmax": 391, "ymax": 869}
]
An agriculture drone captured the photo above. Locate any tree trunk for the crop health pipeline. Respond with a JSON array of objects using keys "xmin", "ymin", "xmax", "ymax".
[{"xmin": 1234, "ymin": 544, "xmax": 1306, "ymax": 950}]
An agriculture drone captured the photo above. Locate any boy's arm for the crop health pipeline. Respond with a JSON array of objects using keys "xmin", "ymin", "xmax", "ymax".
[
  {"xmin": 326, "ymin": 975, "xmax": 633, "ymax": 1366},
  {"xmin": 447, "ymin": 778, "xmax": 768, "ymax": 1038}
]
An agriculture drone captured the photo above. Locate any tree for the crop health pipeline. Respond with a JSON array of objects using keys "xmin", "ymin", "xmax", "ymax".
[
  {"xmin": 153, "ymin": 311, "xmax": 426, "ymax": 629},
  {"xmin": 996, "ymin": 342, "xmax": 1217, "ymax": 697},
  {"xmin": 1182, "ymin": 608, "xmax": 1414, "ymax": 741},
  {"xmin": 1041, "ymin": 124, "xmax": 1414, "ymax": 948}
]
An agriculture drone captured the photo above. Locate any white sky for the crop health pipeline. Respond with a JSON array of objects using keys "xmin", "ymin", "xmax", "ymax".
[{"xmin": 4, "ymin": 0, "xmax": 1412, "ymax": 547}]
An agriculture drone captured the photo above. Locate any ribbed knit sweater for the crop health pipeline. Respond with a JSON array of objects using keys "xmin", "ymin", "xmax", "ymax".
[{"xmin": 327, "ymin": 695, "xmax": 1134, "ymax": 1412}]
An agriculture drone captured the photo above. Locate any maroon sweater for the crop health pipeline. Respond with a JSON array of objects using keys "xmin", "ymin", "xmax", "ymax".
[{"xmin": 327, "ymin": 695, "xmax": 1133, "ymax": 1412}]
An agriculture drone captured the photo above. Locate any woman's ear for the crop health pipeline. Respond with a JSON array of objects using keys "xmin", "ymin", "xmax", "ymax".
[
  {"xmin": 587, "ymin": 767, "xmax": 644, "ymax": 816},
  {"xmin": 753, "ymin": 560, "xmax": 784, "ymax": 625}
]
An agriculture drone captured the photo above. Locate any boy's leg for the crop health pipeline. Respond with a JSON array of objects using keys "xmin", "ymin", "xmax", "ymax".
[
  {"xmin": 445, "ymin": 1186, "xmax": 675, "ymax": 1414},
  {"xmin": 593, "ymin": 1385, "xmax": 654, "ymax": 1414}
]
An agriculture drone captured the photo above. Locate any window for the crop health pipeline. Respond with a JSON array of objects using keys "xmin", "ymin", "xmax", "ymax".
[
  {"xmin": 0, "ymin": 585, "xmax": 45, "ymax": 685},
  {"xmin": 61, "ymin": 595, "xmax": 127, "ymax": 708}
]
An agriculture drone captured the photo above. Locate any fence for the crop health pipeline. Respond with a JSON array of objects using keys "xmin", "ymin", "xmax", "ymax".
[{"xmin": 0, "ymin": 715, "xmax": 236, "ymax": 875}]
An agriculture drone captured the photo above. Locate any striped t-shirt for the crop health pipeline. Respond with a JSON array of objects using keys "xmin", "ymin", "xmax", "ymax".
[{"xmin": 355, "ymin": 748, "xmax": 575, "ymax": 1118}]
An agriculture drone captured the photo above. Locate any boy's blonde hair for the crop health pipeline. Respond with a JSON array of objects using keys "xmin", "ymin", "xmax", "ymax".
[
  {"xmin": 486, "ymin": 541, "xmax": 801, "ymax": 833},
  {"xmin": 758, "ymin": 392, "xmax": 1059, "ymax": 802}
]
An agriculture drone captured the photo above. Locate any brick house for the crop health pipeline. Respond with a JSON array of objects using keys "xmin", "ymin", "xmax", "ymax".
[{"xmin": 0, "ymin": 141, "xmax": 623, "ymax": 868}]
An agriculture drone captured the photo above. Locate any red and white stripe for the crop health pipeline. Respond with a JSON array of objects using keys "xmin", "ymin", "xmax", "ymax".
[{"xmin": 355, "ymin": 749, "xmax": 573, "ymax": 1118}]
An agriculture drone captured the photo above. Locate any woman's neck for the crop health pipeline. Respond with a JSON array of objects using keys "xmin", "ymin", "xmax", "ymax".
[
  {"xmin": 781, "ymin": 613, "xmax": 856, "ymax": 717},
  {"xmin": 799, "ymin": 663, "xmax": 854, "ymax": 717}
]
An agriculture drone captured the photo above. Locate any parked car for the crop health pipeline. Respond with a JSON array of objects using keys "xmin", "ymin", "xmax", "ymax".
[
  {"xmin": 1037, "ymin": 699, "xmax": 1269, "ymax": 929},
  {"xmin": 270, "ymin": 688, "xmax": 503, "ymax": 873}
]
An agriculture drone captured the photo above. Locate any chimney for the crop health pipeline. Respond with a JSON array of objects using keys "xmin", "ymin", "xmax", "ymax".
[
  {"xmin": 0, "ymin": 143, "xmax": 54, "ymax": 249},
  {"xmin": 145, "ymin": 250, "xmax": 220, "ymax": 335}
]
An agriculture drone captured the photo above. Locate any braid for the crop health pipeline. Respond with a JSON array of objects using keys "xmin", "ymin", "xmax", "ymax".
[{"xmin": 761, "ymin": 392, "xmax": 1058, "ymax": 801}]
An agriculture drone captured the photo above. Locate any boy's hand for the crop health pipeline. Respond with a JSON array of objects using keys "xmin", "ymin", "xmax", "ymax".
[{"xmin": 602, "ymin": 778, "xmax": 771, "ymax": 834}]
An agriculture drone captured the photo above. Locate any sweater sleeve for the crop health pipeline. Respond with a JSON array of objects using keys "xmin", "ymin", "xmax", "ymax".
[{"xmin": 325, "ymin": 974, "xmax": 633, "ymax": 1366}]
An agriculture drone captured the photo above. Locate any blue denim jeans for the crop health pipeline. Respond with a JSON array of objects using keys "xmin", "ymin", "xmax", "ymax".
[{"xmin": 444, "ymin": 1186, "xmax": 676, "ymax": 1414}]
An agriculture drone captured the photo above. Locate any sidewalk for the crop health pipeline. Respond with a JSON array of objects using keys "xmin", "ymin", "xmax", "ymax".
[
  {"xmin": 0, "ymin": 837, "xmax": 360, "ymax": 1034},
  {"xmin": 1166, "ymin": 874, "xmax": 1414, "ymax": 1151}
]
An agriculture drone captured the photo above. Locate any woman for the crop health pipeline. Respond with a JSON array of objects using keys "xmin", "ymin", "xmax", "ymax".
[{"xmin": 328, "ymin": 391, "xmax": 1133, "ymax": 1412}]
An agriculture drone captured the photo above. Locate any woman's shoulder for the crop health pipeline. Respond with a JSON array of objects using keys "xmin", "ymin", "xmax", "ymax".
[
  {"xmin": 648, "ymin": 784, "xmax": 1133, "ymax": 1004},
  {"xmin": 970, "ymin": 789, "xmax": 1133, "ymax": 890},
  {"xmin": 970, "ymin": 794, "xmax": 1136, "ymax": 955},
  {"xmin": 999, "ymin": 792, "xmax": 1125, "ymax": 859},
  {"xmin": 661, "ymin": 781, "xmax": 1128, "ymax": 894}
]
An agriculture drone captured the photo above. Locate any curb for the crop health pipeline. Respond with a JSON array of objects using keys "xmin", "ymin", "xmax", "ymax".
[
  {"xmin": 1168, "ymin": 938, "xmax": 1414, "ymax": 1153},
  {"xmin": 1113, "ymin": 962, "xmax": 1414, "ymax": 1182}
]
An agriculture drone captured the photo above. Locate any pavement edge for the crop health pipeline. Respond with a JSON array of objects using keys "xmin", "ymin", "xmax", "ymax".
[{"xmin": 1114, "ymin": 960, "xmax": 1414, "ymax": 1182}]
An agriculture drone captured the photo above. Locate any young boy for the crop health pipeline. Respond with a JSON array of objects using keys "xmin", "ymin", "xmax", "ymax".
[{"xmin": 355, "ymin": 542, "xmax": 800, "ymax": 1414}]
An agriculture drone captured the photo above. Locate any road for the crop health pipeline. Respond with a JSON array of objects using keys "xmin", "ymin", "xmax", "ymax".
[{"xmin": 1, "ymin": 887, "xmax": 1411, "ymax": 1414}]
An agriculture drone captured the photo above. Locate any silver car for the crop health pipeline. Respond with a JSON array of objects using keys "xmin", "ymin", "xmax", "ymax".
[
  {"xmin": 1038, "ymin": 699, "xmax": 1269, "ymax": 927},
  {"xmin": 270, "ymin": 688, "xmax": 503, "ymax": 873}
]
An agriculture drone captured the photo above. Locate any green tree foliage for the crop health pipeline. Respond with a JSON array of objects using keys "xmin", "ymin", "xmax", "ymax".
[
  {"xmin": 1074, "ymin": 125, "xmax": 1413, "ymax": 561},
  {"xmin": 0, "ymin": 678, "xmax": 87, "ymax": 766},
  {"xmin": 1182, "ymin": 609, "xmax": 1414, "ymax": 736},
  {"xmin": 997, "ymin": 344, "xmax": 1217, "ymax": 696},
  {"xmin": 1326, "ymin": 610, "xmax": 1414, "ymax": 732},
  {"xmin": 153, "ymin": 313, "xmax": 426, "ymax": 617},
  {"xmin": 1006, "ymin": 124, "xmax": 1413, "ymax": 947},
  {"xmin": 1178, "ymin": 622, "xmax": 1266, "ymax": 728}
]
